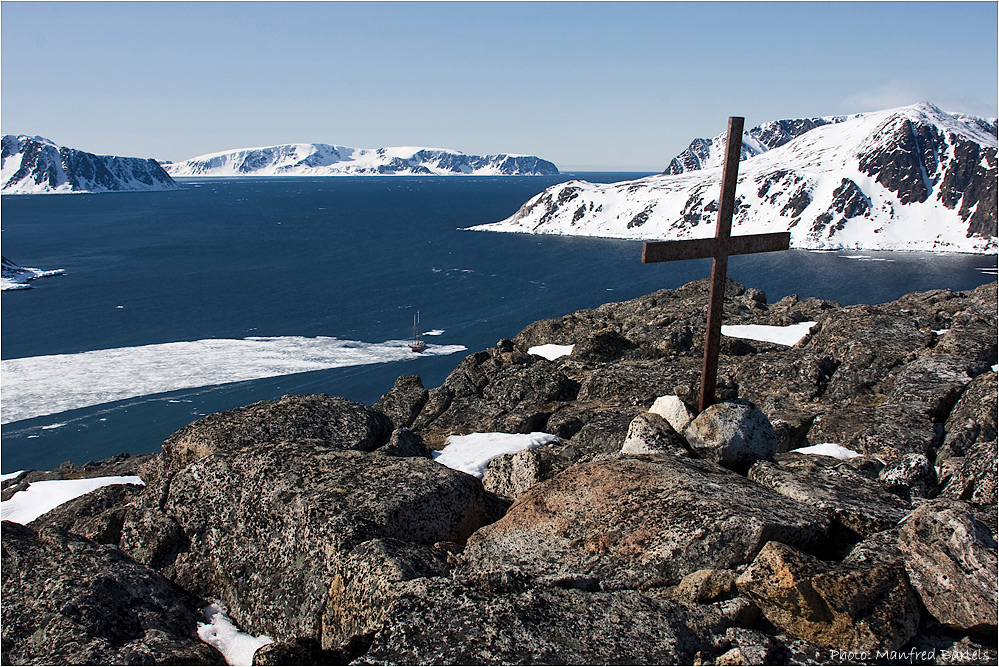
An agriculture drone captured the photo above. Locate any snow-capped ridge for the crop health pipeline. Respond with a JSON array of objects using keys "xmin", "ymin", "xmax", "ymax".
[
  {"xmin": 1, "ymin": 135, "xmax": 179, "ymax": 195},
  {"xmin": 472, "ymin": 103, "xmax": 997, "ymax": 254},
  {"xmin": 163, "ymin": 143, "xmax": 559, "ymax": 177}
]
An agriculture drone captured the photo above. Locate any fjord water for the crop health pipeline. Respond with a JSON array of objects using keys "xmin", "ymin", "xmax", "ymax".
[{"xmin": 1, "ymin": 175, "xmax": 995, "ymax": 473}]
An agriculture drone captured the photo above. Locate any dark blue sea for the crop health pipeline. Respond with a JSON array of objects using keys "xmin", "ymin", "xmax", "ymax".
[{"xmin": 2, "ymin": 174, "xmax": 996, "ymax": 473}]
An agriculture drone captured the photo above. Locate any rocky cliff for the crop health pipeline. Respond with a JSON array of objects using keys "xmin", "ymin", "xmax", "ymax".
[
  {"xmin": 1, "ymin": 135, "xmax": 179, "ymax": 194},
  {"xmin": 3, "ymin": 280, "xmax": 997, "ymax": 665}
]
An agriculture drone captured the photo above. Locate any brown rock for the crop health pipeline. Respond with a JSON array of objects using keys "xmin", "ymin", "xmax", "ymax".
[
  {"xmin": 461, "ymin": 456, "xmax": 829, "ymax": 590},
  {"xmin": 736, "ymin": 541, "xmax": 920, "ymax": 651}
]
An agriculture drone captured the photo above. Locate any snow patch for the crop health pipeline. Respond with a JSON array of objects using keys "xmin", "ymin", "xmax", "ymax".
[
  {"xmin": 528, "ymin": 344, "xmax": 575, "ymax": 360},
  {"xmin": 197, "ymin": 602, "xmax": 273, "ymax": 666},
  {"xmin": 721, "ymin": 322, "xmax": 817, "ymax": 346},
  {"xmin": 433, "ymin": 432, "xmax": 561, "ymax": 478},
  {"xmin": 0, "ymin": 475, "xmax": 144, "ymax": 524},
  {"xmin": 1, "ymin": 336, "xmax": 468, "ymax": 424},
  {"xmin": 1, "ymin": 471, "xmax": 25, "ymax": 482},
  {"xmin": 795, "ymin": 443, "xmax": 863, "ymax": 460}
]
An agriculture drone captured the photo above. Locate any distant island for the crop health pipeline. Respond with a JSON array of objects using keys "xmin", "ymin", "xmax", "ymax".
[
  {"xmin": 161, "ymin": 144, "xmax": 560, "ymax": 177},
  {"xmin": 1, "ymin": 135, "xmax": 178, "ymax": 195},
  {"xmin": 471, "ymin": 102, "xmax": 998, "ymax": 254}
]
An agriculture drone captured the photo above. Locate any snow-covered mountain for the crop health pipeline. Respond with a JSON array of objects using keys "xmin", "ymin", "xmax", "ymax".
[
  {"xmin": 162, "ymin": 144, "xmax": 559, "ymax": 177},
  {"xmin": 1, "ymin": 135, "xmax": 178, "ymax": 194},
  {"xmin": 1, "ymin": 256, "xmax": 65, "ymax": 291},
  {"xmin": 472, "ymin": 103, "xmax": 998, "ymax": 254}
]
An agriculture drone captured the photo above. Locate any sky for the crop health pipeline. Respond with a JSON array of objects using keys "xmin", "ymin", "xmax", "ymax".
[{"xmin": 1, "ymin": 1, "xmax": 997, "ymax": 171}]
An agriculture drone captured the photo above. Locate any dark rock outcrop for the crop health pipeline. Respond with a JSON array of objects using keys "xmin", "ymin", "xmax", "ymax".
[
  {"xmin": 898, "ymin": 500, "xmax": 998, "ymax": 633},
  {"xmin": 139, "ymin": 444, "xmax": 486, "ymax": 649},
  {"xmin": 1, "ymin": 522, "xmax": 222, "ymax": 665},
  {"xmin": 143, "ymin": 394, "xmax": 393, "ymax": 485}
]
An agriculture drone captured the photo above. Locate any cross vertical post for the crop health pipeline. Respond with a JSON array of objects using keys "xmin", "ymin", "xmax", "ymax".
[
  {"xmin": 699, "ymin": 116, "xmax": 745, "ymax": 412},
  {"xmin": 642, "ymin": 116, "xmax": 790, "ymax": 414}
]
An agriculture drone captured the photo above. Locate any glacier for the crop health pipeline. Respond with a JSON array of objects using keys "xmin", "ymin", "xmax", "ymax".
[
  {"xmin": 470, "ymin": 103, "xmax": 998, "ymax": 254},
  {"xmin": 162, "ymin": 143, "xmax": 559, "ymax": 177}
]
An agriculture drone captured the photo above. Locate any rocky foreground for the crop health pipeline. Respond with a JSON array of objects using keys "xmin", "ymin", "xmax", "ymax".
[{"xmin": 2, "ymin": 279, "xmax": 997, "ymax": 665}]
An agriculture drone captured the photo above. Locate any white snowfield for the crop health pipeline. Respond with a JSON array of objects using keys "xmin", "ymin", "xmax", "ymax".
[
  {"xmin": 470, "ymin": 103, "xmax": 998, "ymax": 254},
  {"xmin": 1, "ymin": 336, "xmax": 467, "ymax": 424},
  {"xmin": 433, "ymin": 432, "xmax": 561, "ymax": 478},
  {"xmin": 164, "ymin": 143, "xmax": 557, "ymax": 177},
  {"xmin": 794, "ymin": 443, "xmax": 863, "ymax": 460},
  {"xmin": 0, "ymin": 476, "xmax": 145, "ymax": 524},
  {"xmin": 720, "ymin": 322, "xmax": 817, "ymax": 346},
  {"xmin": 527, "ymin": 343, "xmax": 575, "ymax": 360}
]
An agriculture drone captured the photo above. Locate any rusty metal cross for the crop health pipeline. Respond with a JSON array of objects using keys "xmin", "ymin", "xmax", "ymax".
[{"xmin": 642, "ymin": 116, "xmax": 790, "ymax": 413}]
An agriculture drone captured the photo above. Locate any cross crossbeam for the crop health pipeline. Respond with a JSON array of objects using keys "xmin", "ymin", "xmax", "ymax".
[{"xmin": 642, "ymin": 116, "xmax": 790, "ymax": 413}]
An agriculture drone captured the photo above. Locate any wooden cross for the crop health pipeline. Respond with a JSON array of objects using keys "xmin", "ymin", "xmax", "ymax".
[{"xmin": 642, "ymin": 116, "xmax": 790, "ymax": 413}]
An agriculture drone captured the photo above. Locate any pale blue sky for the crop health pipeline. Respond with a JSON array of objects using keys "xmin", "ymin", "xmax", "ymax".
[{"xmin": 2, "ymin": 1, "xmax": 996, "ymax": 170}]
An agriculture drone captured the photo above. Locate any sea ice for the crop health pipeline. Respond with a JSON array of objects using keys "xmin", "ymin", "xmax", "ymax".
[
  {"xmin": 432, "ymin": 432, "xmax": 561, "ymax": 478},
  {"xmin": 1, "ymin": 475, "xmax": 144, "ymax": 524},
  {"xmin": 1, "ymin": 336, "xmax": 468, "ymax": 424}
]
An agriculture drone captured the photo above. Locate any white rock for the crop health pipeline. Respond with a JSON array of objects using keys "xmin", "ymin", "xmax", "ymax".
[{"xmin": 649, "ymin": 395, "xmax": 695, "ymax": 433}]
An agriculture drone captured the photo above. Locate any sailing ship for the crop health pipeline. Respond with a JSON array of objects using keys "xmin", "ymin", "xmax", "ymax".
[{"xmin": 410, "ymin": 311, "xmax": 426, "ymax": 352}]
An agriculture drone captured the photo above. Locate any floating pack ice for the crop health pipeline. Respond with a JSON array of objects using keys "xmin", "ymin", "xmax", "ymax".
[{"xmin": 1, "ymin": 336, "xmax": 467, "ymax": 424}]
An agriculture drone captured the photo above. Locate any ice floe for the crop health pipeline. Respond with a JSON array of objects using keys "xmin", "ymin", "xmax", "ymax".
[{"xmin": 1, "ymin": 336, "xmax": 468, "ymax": 424}]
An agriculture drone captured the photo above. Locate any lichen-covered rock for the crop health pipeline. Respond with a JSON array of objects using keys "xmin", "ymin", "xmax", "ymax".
[
  {"xmin": 460, "ymin": 456, "xmax": 829, "ymax": 590},
  {"xmin": 620, "ymin": 412, "xmax": 690, "ymax": 457},
  {"xmin": 878, "ymin": 453, "xmax": 938, "ymax": 499},
  {"xmin": 27, "ymin": 482, "xmax": 144, "ymax": 545},
  {"xmin": 481, "ymin": 442, "xmax": 580, "ymax": 499},
  {"xmin": 412, "ymin": 345, "xmax": 578, "ymax": 448},
  {"xmin": 356, "ymin": 575, "xmax": 750, "ymax": 665},
  {"xmin": 684, "ymin": 400, "xmax": 778, "ymax": 472},
  {"xmin": 668, "ymin": 568, "xmax": 738, "ymax": 604},
  {"xmin": 940, "ymin": 439, "xmax": 998, "ymax": 505},
  {"xmin": 736, "ymin": 541, "xmax": 920, "ymax": 651},
  {"xmin": 374, "ymin": 374, "xmax": 429, "ymax": 429},
  {"xmin": 734, "ymin": 350, "xmax": 837, "ymax": 406},
  {"xmin": 147, "ymin": 394, "xmax": 393, "ymax": 484},
  {"xmin": 142, "ymin": 443, "xmax": 486, "ymax": 649},
  {"xmin": 1, "ymin": 522, "xmax": 223, "ymax": 665},
  {"xmin": 375, "ymin": 427, "xmax": 433, "ymax": 458},
  {"xmin": 545, "ymin": 403, "xmax": 645, "ymax": 454},
  {"xmin": 940, "ymin": 371, "xmax": 998, "ymax": 463},
  {"xmin": 898, "ymin": 500, "xmax": 998, "ymax": 632},
  {"xmin": 748, "ymin": 453, "xmax": 910, "ymax": 538}
]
